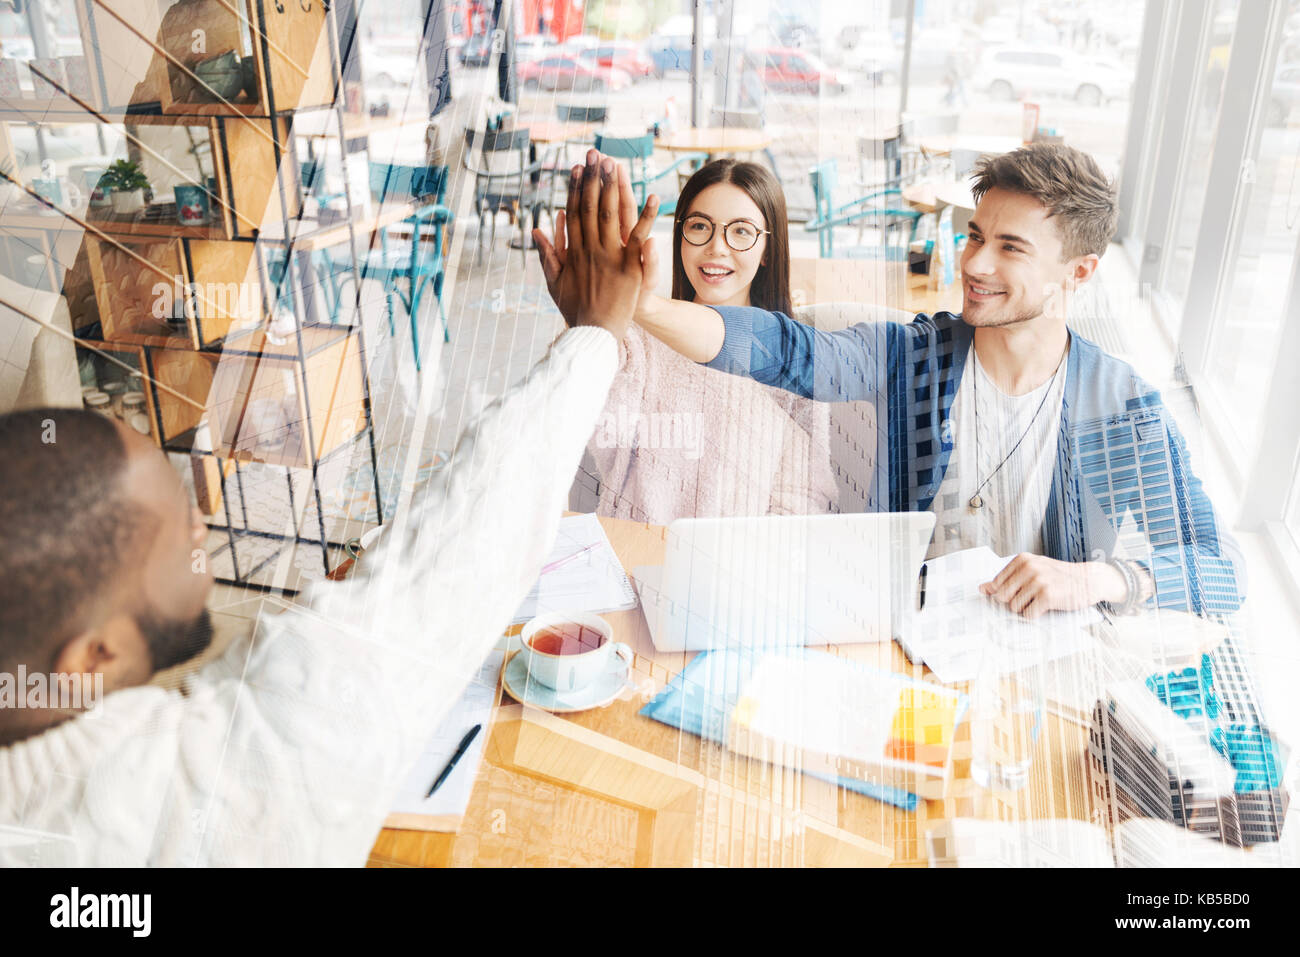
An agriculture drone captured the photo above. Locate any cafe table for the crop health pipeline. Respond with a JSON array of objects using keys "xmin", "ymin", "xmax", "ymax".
[
  {"xmin": 367, "ymin": 515, "xmax": 1103, "ymax": 868},
  {"xmin": 523, "ymin": 120, "xmax": 601, "ymax": 146}
]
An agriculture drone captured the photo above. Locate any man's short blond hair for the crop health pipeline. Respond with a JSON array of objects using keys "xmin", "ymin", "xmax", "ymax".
[{"xmin": 970, "ymin": 143, "xmax": 1119, "ymax": 260}]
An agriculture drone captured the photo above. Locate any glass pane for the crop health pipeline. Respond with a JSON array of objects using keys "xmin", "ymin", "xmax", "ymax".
[
  {"xmin": 0, "ymin": 1, "xmax": 89, "ymax": 99},
  {"xmin": 1163, "ymin": 0, "xmax": 1238, "ymax": 316},
  {"xmin": 1287, "ymin": 472, "xmax": 1300, "ymax": 543},
  {"xmin": 1205, "ymin": 0, "xmax": 1300, "ymax": 458},
  {"xmin": 1125, "ymin": 5, "xmax": 1178, "ymax": 247},
  {"xmin": 900, "ymin": 0, "xmax": 1145, "ymax": 185}
]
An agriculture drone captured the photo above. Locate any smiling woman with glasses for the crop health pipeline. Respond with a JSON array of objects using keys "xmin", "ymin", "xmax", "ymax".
[{"xmin": 557, "ymin": 158, "xmax": 836, "ymax": 526}]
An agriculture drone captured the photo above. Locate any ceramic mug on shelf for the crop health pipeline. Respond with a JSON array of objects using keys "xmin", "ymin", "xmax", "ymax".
[
  {"xmin": 82, "ymin": 167, "xmax": 111, "ymax": 207},
  {"xmin": 174, "ymin": 183, "xmax": 210, "ymax": 225},
  {"xmin": 515, "ymin": 612, "xmax": 631, "ymax": 693},
  {"xmin": 30, "ymin": 176, "xmax": 61, "ymax": 214}
]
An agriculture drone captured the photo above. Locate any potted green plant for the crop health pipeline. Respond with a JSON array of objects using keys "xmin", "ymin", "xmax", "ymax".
[{"xmin": 102, "ymin": 159, "xmax": 150, "ymax": 214}]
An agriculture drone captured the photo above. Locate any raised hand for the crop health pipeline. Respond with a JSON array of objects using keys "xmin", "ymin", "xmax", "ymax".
[
  {"xmin": 613, "ymin": 155, "xmax": 661, "ymax": 312},
  {"xmin": 542, "ymin": 150, "xmax": 656, "ymax": 342},
  {"xmin": 533, "ymin": 185, "xmax": 578, "ymax": 326},
  {"xmin": 534, "ymin": 153, "xmax": 659, "ymax": 331}
]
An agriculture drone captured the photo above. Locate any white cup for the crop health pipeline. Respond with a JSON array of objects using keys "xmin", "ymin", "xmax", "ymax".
[{"xmin": 517, "ymin": 612, "xmax": 631, "ymax": 693}]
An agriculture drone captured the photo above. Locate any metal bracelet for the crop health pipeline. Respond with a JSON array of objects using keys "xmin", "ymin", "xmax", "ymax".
[{"xmin": 1105, "ymin": 556, "xmax": 1139, "ymax": 616}]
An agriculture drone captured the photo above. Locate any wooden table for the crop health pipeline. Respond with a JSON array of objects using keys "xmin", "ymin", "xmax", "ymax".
[
  {"xmin": 368, "ymin": 516, "xmax": 1098, "ymax": 868},
  {"xmin": 659, "ymin": 127, "xmax": 773, "ymax": 162},
  {"xmin": 524, "ymin": 120, "xmax": 600, "ymax": 145}
]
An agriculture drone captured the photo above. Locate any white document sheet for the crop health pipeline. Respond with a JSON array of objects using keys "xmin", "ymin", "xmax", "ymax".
[
  {"xmin": 512, "ymin": 513, "xmax": 637, "ymax": 624},
  {"xmin": 908, "ymin": 546, "xmax": 1102, "ymax": 684}
]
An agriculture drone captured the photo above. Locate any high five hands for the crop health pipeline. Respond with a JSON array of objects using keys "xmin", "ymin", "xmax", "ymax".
[{"xmin": 533, "ymin": 149, "xmax": 659, "ymax": 340}]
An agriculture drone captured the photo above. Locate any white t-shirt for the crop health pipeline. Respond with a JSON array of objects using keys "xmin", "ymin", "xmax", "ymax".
[{"xmin": 927, "ymin": 342, "xmax": 1069, "ymax": 560}]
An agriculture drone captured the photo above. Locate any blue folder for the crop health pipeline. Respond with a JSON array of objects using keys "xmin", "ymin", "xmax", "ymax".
[{"xmin": 638, "ymin": 648, "xmax": 920, "ymax": 811}]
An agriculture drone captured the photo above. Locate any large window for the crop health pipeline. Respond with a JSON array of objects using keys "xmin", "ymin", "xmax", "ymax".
[
  {"xmin": 898, "ymin": 0, "xmax": 1144, "ymax": 180},
  {"xmin": 1287, "ymin": 471, "xmax": 1300, "ymax": 545},
  {"xmin": 1163, "ymin": 2, "xmax": 1238, "ymax": 319},
  {"xmin": 1203, "ymin": 30, "xmax": 1300, "ymax": 460}
]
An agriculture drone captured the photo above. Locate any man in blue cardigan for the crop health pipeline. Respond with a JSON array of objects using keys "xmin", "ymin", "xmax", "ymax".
[{"xmin": 576, "ymin": 144, "xmax": 1245, "ymax": 620}]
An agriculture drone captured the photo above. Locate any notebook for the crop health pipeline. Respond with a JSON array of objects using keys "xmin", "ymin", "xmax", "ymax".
[
  {"xmin": 384, "ymin": 647, "xmax": 503, "ymax": 832},
  {"xmin": 512, "ymin": 513, "xmax": 638, "ymax": 625}
]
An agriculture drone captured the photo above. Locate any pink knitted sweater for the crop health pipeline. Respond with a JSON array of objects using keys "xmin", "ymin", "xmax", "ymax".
[{"xmin": 588, "ymin": 325, "xmax": 838, "ymax": 523}]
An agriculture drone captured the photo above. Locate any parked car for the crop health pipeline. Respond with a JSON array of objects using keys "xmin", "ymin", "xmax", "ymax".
[
  {"xmin": 362, "ymin": 41, "xmax": 419, "ymax": 89},
  {"xmin": 647, "ymin": 34, "xmax": 712, "ymax": 77},
  {"xmin": 578, "ymin": 43, "xmax": 654, "ymax": 81},
  {"xmin": 1268, "ymin": 62, "xmax": 1300, "ymax": 126},
  {"xmin": 518, "ymin": 56, "xmax": 632, "ymax": 93},
  {"xmin": 754, "ymin": 47, "xmax": 849, "ymax": 96},
  {"xmin": 976, "ymin": 46, "xmax": 1130, "ymax": 105},
  {"xmin": 840, "ymin": 32, "xmax": 902, "ymax": 85},
  {"xmin": 459, "ymin": 32, "xmax": 494, "ymax": 68},
  {"xmin": 514, "ymin": 34, "xmax": 556, "ymax": 63}
]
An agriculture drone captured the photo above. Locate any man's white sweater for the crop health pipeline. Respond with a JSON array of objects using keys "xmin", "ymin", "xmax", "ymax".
[{"xmin": 0, "ymin": 326, "xmax": 618, "ymax": 866}]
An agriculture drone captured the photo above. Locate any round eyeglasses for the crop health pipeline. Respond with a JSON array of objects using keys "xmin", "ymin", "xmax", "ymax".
[{"xmin": 679, "ymin": 213, "xmax": 770, "ymax": 252}]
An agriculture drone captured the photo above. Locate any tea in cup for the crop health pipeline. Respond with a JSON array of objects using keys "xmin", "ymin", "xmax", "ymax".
[{"xmin": 517, "ymin": 613, "xmax": 631, "ymax": 693}]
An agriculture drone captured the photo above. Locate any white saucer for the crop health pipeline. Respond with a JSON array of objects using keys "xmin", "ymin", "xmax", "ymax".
[{"xmin": 501, "ymin": 650, "xmax": 631, "ymax": 714}]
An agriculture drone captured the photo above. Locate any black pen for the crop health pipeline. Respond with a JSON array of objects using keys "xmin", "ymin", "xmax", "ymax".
[
  {"xmin": 426, "ymin": 724, "xmax": 482, "ymax": 798},
  {"xmin": 918, "ymin": 563, "xmax": 928, "ymax": 611}
]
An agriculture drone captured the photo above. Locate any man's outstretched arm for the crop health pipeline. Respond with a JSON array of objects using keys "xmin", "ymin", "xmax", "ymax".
[
  {"xmin": 535, "ymin": 150, "xmax": 887, "ymax": 402},
  {"xmin": 152, "ymin": 156, "xmax": 657, "ymax": 866}
]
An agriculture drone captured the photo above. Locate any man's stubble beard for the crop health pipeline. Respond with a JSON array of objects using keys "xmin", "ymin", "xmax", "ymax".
[
  {"xmin": 963, "ymin": 295, "xmax": 1046, "ymax": 330},
  {"xmin": 137, "ymin": 606, "xmax": 214, "ymax": 672}
]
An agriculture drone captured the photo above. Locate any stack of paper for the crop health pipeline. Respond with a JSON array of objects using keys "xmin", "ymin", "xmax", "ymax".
[
  {"xmin": 900, "ymin": 546, "xmax": 1101, "ymax": 683},
  {"xmin": 512, "ymin": 513, "xmax": 638, "ymax": 624}
]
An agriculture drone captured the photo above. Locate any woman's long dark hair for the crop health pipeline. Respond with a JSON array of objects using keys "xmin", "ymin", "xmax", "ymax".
[{"xmin": 671, "ymin": 159, "xmax": 792, "ymax": 315}]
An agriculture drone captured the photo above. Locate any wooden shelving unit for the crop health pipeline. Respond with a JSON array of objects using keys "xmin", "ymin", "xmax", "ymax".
[
  {"xmin": 79, "ymin": 0, "xmax": 335, "ymax": 117},
  {"xmin": 1, "ymin": 0, "xmax": 391, "ymax": 591}
]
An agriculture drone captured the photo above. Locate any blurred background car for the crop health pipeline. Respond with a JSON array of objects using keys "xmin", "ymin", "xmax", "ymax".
[
  {"xmin": 519, "ymin": 55, "xmax": 632, "ymax": 93},
  {"xmin": 458, "ymin": 32, "xmax": 494, "ymax": 68},
  {"xmin": 515, "ymin": 34, "xmax": 556, "ymax": 63},
  {"xmin": 578, "ymin": 42, "xmax": 654, "ymax": 82},
  {"xmin": 647, "ymin": 34, "xmax": 713, "ymax": 78},
  {"xmin": 1268, "ymin": 62, "xmax": 1300, "ymax": 125},
  {"xmin": 755, "ymin": 46, "xmax": 849, "ymax": 95},
  {"xmin": 976, "ymin": 46, "xmax": 1130, "ymax": 105}
]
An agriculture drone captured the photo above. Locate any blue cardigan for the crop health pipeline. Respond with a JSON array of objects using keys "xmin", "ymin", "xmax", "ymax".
[{"xmin": 705, "ymin": 306, "xmax": 1246, "ymax": 615}]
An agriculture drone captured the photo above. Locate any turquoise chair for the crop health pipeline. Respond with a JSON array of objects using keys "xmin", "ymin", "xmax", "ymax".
[
  {"xmin": 804, "ymin": 158, "xmax": 921, "ymax": 260},
  {"xmin": 593, "ymin": 133, "xmax": 706, "ymax": 218},
  {"xmin": 276, "ymin": 163, "xmax": 452, "ymax": 374},
  {"xmin": 367, "ymin": 164, "xmax": 453, "ymax": 362},
  {"xmin": 324, "ymin": 164, "xmax": 453, "ymax": 372}
]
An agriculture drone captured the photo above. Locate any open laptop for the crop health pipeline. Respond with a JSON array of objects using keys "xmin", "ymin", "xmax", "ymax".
[{"xmin": 633, "ymin": 513, "xmax": 935, "ymax": 653}]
